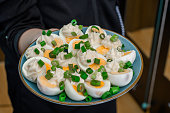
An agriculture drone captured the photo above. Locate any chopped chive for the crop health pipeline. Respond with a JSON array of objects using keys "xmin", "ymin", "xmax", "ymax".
[
  {"xmin": 64, "ymin": 52, "xmax": 73, "ymax": 59},
  {"xmin": 86, "ymin": 68, "xmax": 93, "ymax": 74},
  {"xmin": 34, "ymin": 48, "xmax": 40, "ymax": 55},
  {"xmin": 45, "ymin": 70, "xmax": 53, "ymax": 80},
  {"xmin": 118, "ymin": 68, "xmax": 124, "ymax": 72},
  {"xmin": 94, "ymin": 58, "xmax": 100, "ymax": 64},
  {"xmin": 74, "ymin": 65, "xmax": 79, "ymax": 70},
  {"xmin": 37, "ymin": 59, "xmax": 44, "ymax": 67},
  {"xmin": 51, "ymin": 60, "xmax": 59, "ymax": 67},
  {"xmin": 59, "ymin": 81, "xmax": 65, "ymax": 90},
  {"xmin": 59, "ymin": 92, "xmax": 66, "ymax": 102},
  {"xmin": 87, "ymin": 59, "xmax": 91, "ymax": 63},
  {"xmin": 110, "ymin": 34, "xmax": 118, "ymax": 42},
  {"xmin": 74, "ymin": 43, "xmax": 80, "ymax": 49},
  {"xmin": 119, "ymin": 61, "xmax": 125, "ymax": 68},
  {"xmin": 71, "ymin": 75, "xmax": 80, "ymax": 82},
  {"xmin": 59, "ymin": 47, "xmax": 64, "ymax": 52},
  {"xmin": 59, "ymin": 44, "xmax": 69, "ymax": 48},
  {"xmin": 49, "ymin": 51, "xmax": 56, "ymax": 58},
  {"xmin": 89, "ymin": 47, "xmax": 96, "ymax": 51},
  {"xmin": 107, "ymin": 59, "xmax": 112, "ymax": 62},
  {"xmin": 123, "ymin": 61, "xmax": 132, "ymax": 69},
  {"xmin": 91, "ymin": 71, "xmax": 97, "ymax": 79},
  {"xmin": 98, "ymin": 65, "xmax": 106, "ymax": 72},
  {"xmin": 77, "ymin": 83, "xmax": 85, "ymax": 92},
  {"xmin": 99, "ymin": 33, "xmax": 105, "ymax": 39},
  {"xmin": 71, "ymin": 32, "xmax": 77, "ymax": 36},
  {"xmin": 40, "ymin": 41, "xmax": 46, "ymax": 47},
  {"xmin": 42, "ymin": 30, "xmax": 46, "ymax": 35},
  {"xmin": 56, "ymin": 65, "xmax": 63, "ymax": 69},
  {"xmin": 101, "ymin": 72, "xmax": 108, "ymax": 80},
  {"xmin": 68, "ymin": 64, "xmax": 73, "ymax": 71},
  {"xmin": 79, "ymin": 34, "xmax": 88, "ymax": 39},
  {"xmin": 47, "ymin": 30, "xmax": 52, "ymax": 36},
  {"xmin": 81, "ymin": 45, "xmax": 86, "ymax": 53},
  {"xmin": 79, "ymin": 25, "xmax": 83, "ymax": 30},
  {"xmin": 101, "ymin": 91, "xmax": 112, "ymax": 99},
  {"xmin": 80, "ymin": 71, "xmax": 88, "ymax": 80},
  {"xmin": 51, "ymin": 65, "xmax": 56, "ymax": 71},
  {"xmin": 85, "ymin": 96, "xmax": 92, "ymax": 102},
  {"xmin": 64, "ymin": 70, "xmax": 72, "ymax": 78},
  {"xmin": 84, "ymin": 41, "xmax": 91, "ymax": 49},
  {"xmin": 41, "ymin": 48, "xmax": 45, "ymax": 52},
  {"xmin": 121, "ymin": 44, "xmax": 125, "ymax": 49},
  {"xmin": 71, "ymin": 19, "xmax": 77, "ymax": 26},
  {"xmin": 53, "ymin": 47, "xmax": 60, "ymax": 55},
  {"xmin": 51, "ymin": 40, "xmax": 57, "ymax": 47},
  {"xmin": 91, "ymin": 26, "xmax": 99, "ymax": 32},
  {"xmin": 90, "ymin": 80, "xmax": 101, "ymax": 86},
  {"xmin": 83, "ymin": 89, "xmax": 88, "ymax": 96},
  {"xmin": 109, "ymin": 86, "xmax": 120, "ymax": 95}
]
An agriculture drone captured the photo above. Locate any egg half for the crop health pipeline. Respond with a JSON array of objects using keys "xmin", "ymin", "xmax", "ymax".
[
  {"xmin": 118, "ymin": 50, "xmax": 136, "ymax": 64},
  {"xmin": 22, "ymin": 57, "xmax": 51, "ymax": 83},
  {"xmin": 65, "ymin": 79, "xmax": 86, "ymax": 101},
  {"xmin": 108, "ymin": 68, "xmax": 133, "ymax": 87},
  {"xmin": 84, "ymin": 80, "xmax": 110, "ymax": 98}
]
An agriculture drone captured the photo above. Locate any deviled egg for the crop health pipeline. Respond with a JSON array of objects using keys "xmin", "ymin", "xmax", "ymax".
[
  {"xmin": 22, "ymin": 57, "xmax": 51, "ymax": 83},
  {"xmin": 59, "ymin": 20, "xmax": 84, "ymax": 44},
  {"xmin": 37, "ymin": 68, "xmax": 65, "ymax": 95},
  {"xmin": 85, "ymin": 25, "xmax": 107, "ymax": 36}
]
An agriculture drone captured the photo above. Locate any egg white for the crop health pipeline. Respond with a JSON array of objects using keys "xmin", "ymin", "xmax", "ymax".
[
  {"xmin": 64, "ymin": 79, "xmax": 86, "ymax": 101},
  {"xmin": 108, "ymin": 68, "xmax": 133, "ymax": 87},
  {"xmin": 22, "ymin": 57, "xmax": 51, "ymax": 83},
  {"xmin": 85, "ymin": 25, "xmax": 107, "ymax": 36},
  {"xmin": 118, "ymin": 50, "xmax": 136, "ymax": 64},
  {"xmin": 84, "ymin": 80, "xmax": 110, "ymax": 98}
]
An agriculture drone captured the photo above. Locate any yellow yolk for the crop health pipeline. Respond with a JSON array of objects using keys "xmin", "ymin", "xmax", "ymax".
[
  {"xmin": 122, "ymin": 51, "xmax": 131, "ymax": 56},
  {"xmin": 45, "ymin": 63, "xmax": 51, "ymax": 72},
  {"xmin": 65, "ymin": 36, "xmax": 80, "ymax": 43},
  {"xmin": 63, "ymin": 64, "xmax": 76, "ymax": 71},
  {"xmin": 89, "ymin": 58, "xmax": 106, "ymax": 70},
  {"xmin": 39, "ymin": 76, "xmax": 57, "ymax": 88},
  {"xmin": 72, "ymin": 85, "xmax": 84, "ymax": 96},
  {"xmin": 44, "ymin": 50, "xmax": 54, "ymax": 61},
  {"xmin": 96, "ymin": 45, "xmax": 109, "ymax": 55},
  {"xmin": 91, "ymin": 27, "xmax": 103, "ymax": 34},
  {"xmin": 87, "ymin": 81, "xmax": 105, "ymax": 88},
  {"xmin": 54, "ymin": 38, "xmax": 64, "ymax": 47},
  {"xmin": 72, "ymin": 40, "xmax": 83, "ymax": 50}
]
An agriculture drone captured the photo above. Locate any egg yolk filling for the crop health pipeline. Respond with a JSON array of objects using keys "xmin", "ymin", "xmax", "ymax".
[
  {"xmin": 122, "ymin": 51, "xmax": 131, "ymax": 56},
  {"xmin": 66, "ymin": 36, "xmax": 80, "ymax": 44},
  {"xmin": 39, "ymin": 76, "xmax": 57, "ymax": 88},
  {"xmin": 45, "ymin": 63, "xmax": 51, "ymax": 72},
  {"xmin": 96, "ymin": 45, "xmax": 110, "ymax": 55},
  {"xmin": 89, "ymin": 58, "xmax": 106, "ymax": 70},
  {"xmin": 44, "ymin": 50, "xmax": 54, "ymax": 61},
  {"xmin": 72, "ymin": 85, "xmax": 84, "ymax": 96},
  {"xmin": 87, "ymin": 81, "xmax": 105, "ymax": 88},
  {"xmin": 54, "ymin": 38, "xmax": 64, "ymax": 47}
]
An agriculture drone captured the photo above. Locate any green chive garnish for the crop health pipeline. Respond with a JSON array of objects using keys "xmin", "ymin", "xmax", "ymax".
[
  {"xmin": 110, "ymin": 34, "xmax": 118, "ymax": 42},
  {"xmin": 71, "ymin": 75, "xmax": 80, "ymax": 82},
  {"xmin": 49, "ymin": 51, "xmax": 56, "ymax": 58},
  {"xmin": 118, "ymin": 68, "xmax": 124, "ymax": 72},
  {"xmin": 77, "ymin": 83, "xmax": 85, "ymax": 92},
  {"xmin": 51, "ymin": 60, "xmax": 59, "ymax": 67},
  {"xmin": 41, "ymin": 48, "xmax": 45, "ymax": 52},
  {"xmin": 89, "ymin": 47, "xmax": 96, "ymax": 51},
  {"xmin": 123, "ymin": 61, "xmax": 132, "ymax": 69},
  {"xmin": 101, "ymin": 72, "xmax": 108, "ymax": 80},
  {"xmin": 91, "ymin": 26, "xmax": 99, "ymax": 32},
  {"xmin": 101, "ymin": 91, "xmax": 112, "ymax": 99},
  {"xmin": 51, "ymin": 40, "xmax": 57, "ymax": 47},
  {"xmin": 99, "ymin": 33, "xmax": 105, "ymax": 39},
  {"xmin": 84, "ymin": 41, "xmax": 91, "ymax": 49},
  {"xmin": 87, "ymin": 59, "xmax": 91, "ymax": 63},
  {"xmin": 86, "ymin": 68, "xmax": 93, "ymax": 74},
  {"xmin": 42, "ymin": 30, "xmax": 46, "ymax": 35},
  {"xmin": 45, "ymin": 70, "xmax": 53, "ymax": 80},
  {"xmin": 83, "ymin": 89, "xmax": 88, "ymax": 96},
  {"xmin": 71, "ymin": 32, "xmax": 77, "ymax": 36},
  {"xmin": 64, "ymin": 70, "xmax": 72, "ymax": 78},
  {"xmin": 59, "ymin": 92, "xmax": 66, "ymax": 102},
  {"xmin": 109, "ymin": 86, "xmax": 120, "ymax": 95},
  {"xmin": 98, "ymin": 65, "xmax": 106, "ymax": 72},
  {"xmin": 59, "ymin": 81, "xmax": 65, "ymax": 90},
  {"xmin": 47, "ymin": 30, "xmax": 52, "ymax": 36},
  {"xmin": 74, "ymin": 65, "xmax": 79, "ymax": 70},
  {"xmin": 51, "ymin": 65, "xmax": 56, "ymax": 71},
  {"xmin": 79, "ymin": 25, "xmax": 83, "ymax": 30},
  {"xmin": 37, "ymin": 59, "xmax": 44, "ymax": 67},
  {"xmin": 79, "ymin": 34, "xmax": 88, "ymax": 39},
  {"xmin": 40, "ymin": 41, "xmax": 46, "ymax": 47},
  {"xmin": 68, "ymin": 64, "xmax": 74, "ymax": 71},
  {"xmin": 64, "ymin": 52, "xmax": 73, "ymax": 59},
  {"xmin": 34, "ymin": 48, "xmax": 40, "ymax": 55},
  {"xmin": 81, "ymin": 46, "xmax": 86, "ymax": 53},
  {"xmin": 85, "ymin": 96, "xmax": 92, "ymax": 102},
  {"xmin": 91, "ymin": 71, "xmax": 97, "ymax": 79},
  {"xmin": 74, "ymin": 43, "xmax": 80, "ymax": 49},
  {"xmin": 90, "ymin": 80, "xmax": 101, "ymax": 86},
  {"xmin": 119, "ymin": 61, "xmax": 125, "ymax": 68},
  {"xmin": 80, "ymin": 71, "xmax": 88, "ymax": 80},
  {"xmin": 107, "ymin": 59, "xmax": 112, "ymax": 62},
  {"xmin": 71, "ymin": 19, "xmax": 77, "ymax": 26},
  {"xmin": 94, "ymin": 58, "xmax": 100, "ymax": 64}
]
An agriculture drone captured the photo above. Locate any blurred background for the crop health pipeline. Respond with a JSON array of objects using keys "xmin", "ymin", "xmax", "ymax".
[{"xmin": 0, "ymin": 0, "xmax": 170, "ymax": 113}]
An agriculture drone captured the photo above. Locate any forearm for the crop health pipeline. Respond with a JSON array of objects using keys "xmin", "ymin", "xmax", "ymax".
[{"xmin": 18, "ymin": 28, "xmax": 42, "ymax": 54}]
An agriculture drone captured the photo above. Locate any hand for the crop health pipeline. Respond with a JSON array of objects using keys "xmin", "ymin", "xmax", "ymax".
[{"xmin": 18, "ymin": 28, "xmax": 59, "ymax": 55}]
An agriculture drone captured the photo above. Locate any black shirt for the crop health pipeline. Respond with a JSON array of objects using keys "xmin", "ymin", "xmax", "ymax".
[{"xmin": 0, "ymin": 0, "xmax": 123, "ymax": 113}]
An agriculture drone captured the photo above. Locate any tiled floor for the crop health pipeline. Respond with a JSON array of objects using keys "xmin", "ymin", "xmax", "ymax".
[{"xmin": 0, "ymin": 61, "xmax": 144, "ymax": 113}]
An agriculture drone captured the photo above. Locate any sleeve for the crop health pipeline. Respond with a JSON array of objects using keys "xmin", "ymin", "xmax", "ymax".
[{"xmin": 0, "ymin": 0, "xmax": 44, "ymax": 58}]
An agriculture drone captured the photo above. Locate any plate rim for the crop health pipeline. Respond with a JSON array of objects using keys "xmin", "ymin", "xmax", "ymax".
[{"xmin": 18, "ymin": 27, "xmax": 144, "ymax": 106}]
